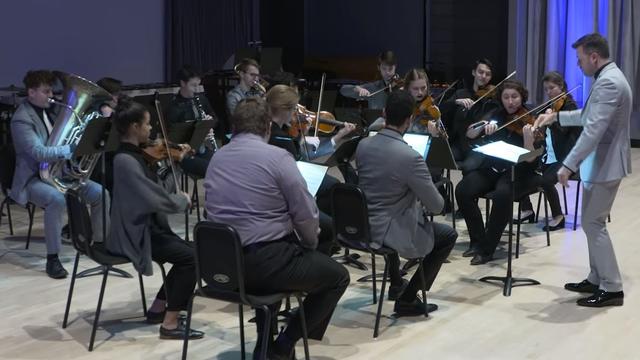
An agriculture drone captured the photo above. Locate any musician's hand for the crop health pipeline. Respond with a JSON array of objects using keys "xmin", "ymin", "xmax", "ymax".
[
  {"xmin": 534, "ymin": 112, "xmax": 557, "ymax": 130},
  {"xmin": 355, "ymin": 86, "xmax": 371, "ymax": 97},
  {"xmin": 522, "ymin": 124, "xmax": 535, "ymax": 149},
  {"xmin": 484, "ymin": 122, "xmax": 498, "ymax": 135},
  {"xmin": 203, "ymin": 114, "xmax": 213, "ymax": 121},
  {"xmin": 305, "ymin": 136, "xmax": 320, "ymax": 151},
  {"xmin": 180, "ymin": 191, "xmax": 192, "ymax": 208},
  {"xmin": 455, "ymin": 98, "xmax": 474, "ymax": 109},
  {"xmin": 427, "ymin": 120, "xmax": 440, "ymax": 137},
  {"xmin": 557, "ymin": 166, "xmax": 571, "ymax": 187},
  {"xmin": 334, "ymin": 122, "xmax": 356, "ymax": 143}
]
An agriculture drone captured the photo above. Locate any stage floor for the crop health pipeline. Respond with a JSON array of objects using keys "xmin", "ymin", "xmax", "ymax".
[{"xmin": 1, "ymin": 150, "xmax": 639, "ymax": 360}]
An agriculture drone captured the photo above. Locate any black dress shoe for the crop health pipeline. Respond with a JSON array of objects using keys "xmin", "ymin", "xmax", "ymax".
[
  {"xmin": 576, "ymin": 290, "xmax": 624, "ymax": 307},
  {"xmin": 393, "ymin": 297, "xmax": 438, "ymax": 316},
  {"xmin": 462, "ymin": 247, "xmax": 478, "ymax": 257},
  {"xmin": 564, "ymin": 279, "xmax": 599, "ymax": 293},
  {"xmin": 388, "ymin": 279, "xmax": 409, "ymax": 301},
  {"xmin": 159, "ymin": 322, "xmax": 204, "ymax": 340},
  {"xmin": 46, "ymin": 257, "xmax": 68, "ymax": 279},
  {"xmin": 470, "ymin": 253, "xmax": 493, "ymax": 265},
  {"xmin": 543, "ymin": 217, "xmax": 565, "ymax": 231},
  {"xmin": 513, "ymin": 211, "xmax": 535, "ymax": 224}
]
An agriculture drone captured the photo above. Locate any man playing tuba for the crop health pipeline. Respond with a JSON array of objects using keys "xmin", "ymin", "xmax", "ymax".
[{"xmin": 10, "ymin": 70, "xmax": 109, "ymax": 279}]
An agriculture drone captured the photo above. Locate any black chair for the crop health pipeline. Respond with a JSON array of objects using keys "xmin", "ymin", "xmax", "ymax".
[
  {"xmin": 483, "ymin": 187, "xmax": 550, "ymax": 258},
  {"xmin": 62, "ymin": 189, "xmax": 148, "ymax": 351},
  {"xmin": 0, "ymin": 144, "xmax": 37, "ymax": 248},
  {"xmin": 331, "ymin": 183, "xmax": 428, "ymax": 338},
  {"xmin": 181, "ymin": 173, "xmax": 203, "ymax": 241},
  {"xmin": 182, "ymin": 221, "xmax": 310, "ymax": 360}
]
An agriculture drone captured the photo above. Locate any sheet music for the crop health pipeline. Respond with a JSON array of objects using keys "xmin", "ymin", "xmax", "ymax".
[
  {"xmin": 296, "ymin": 161, "xmax": 328, "ymax": 197},
  {"xmin": 472, "ymin": 140, "xmax": 530, "ymax": 163},
  {"xmin": 368, "ymin": 131, "xmax": 430, "ymax": 159}
]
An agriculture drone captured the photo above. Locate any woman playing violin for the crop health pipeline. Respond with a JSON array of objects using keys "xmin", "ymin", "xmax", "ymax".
[
  {"xmin": 339, "ymin": 50, "xmax": 399, "ymax": 110},
  {"xmin": 107, "ymin": 98, "xmax": 204, "ymax": 340},
  {"xmin": 517, "ymin": 71, "xmax": 580, "ymax": 231},
  {"xmin": 456, "ymin": 80, "xmax": 545, "ymax": 265}
]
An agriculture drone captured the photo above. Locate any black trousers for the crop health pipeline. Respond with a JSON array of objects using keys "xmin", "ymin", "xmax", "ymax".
[
  {"xmin": 180, "ymin": 149, "xmax": 213, "ymax": 179},
  {"xmin": 519, "ymin": 162, "xmax": 563, "ymax": 217},
  {"xmin": 151, "ymin": 233, "xmax": 196, "ymax": 312},
  {"xmin": 455, "ymin": 167, "xmax": 535, "ymax": 256},
  {"xmin": 388, "ymin": 222, "xmax": 457, "ymax": 293},
  {"xmin": 243, "ymin": 236, "xmax": 350, "ymax": 343}
]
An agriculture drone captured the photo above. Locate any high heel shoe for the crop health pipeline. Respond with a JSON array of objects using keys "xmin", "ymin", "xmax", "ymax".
[
  {"xmin": 543, "ymin": 217, "xmax": 565, "ymax": 231},
  {"xmin": 513, "ymin": 211, "xmax": 535, "ymax": 224}
]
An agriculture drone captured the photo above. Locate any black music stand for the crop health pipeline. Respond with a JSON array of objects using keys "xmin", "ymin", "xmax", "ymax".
[
  {"xmin": 426, "ymin": 136, "xmax": 459, "ymax": 229},
  {"xmin": 167, "ymin": 120, "xmax": 215, "ymax": 150},
  {"xmin": 73, "ymin": 117, "xmax": 132, "ymax": 279},
  {"xmin": 474, "ymin": 142, "xmax": 544, "ymax": 296}
]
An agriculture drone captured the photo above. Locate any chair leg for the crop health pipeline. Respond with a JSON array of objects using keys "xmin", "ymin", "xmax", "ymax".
[
  {"xmin": 159, "ymin": 263, "xmax": 169, "ymax": 303},
  {"xmin": 373, "ymin": 258, "xmax": 389, "ymax": 339},
  {"xmin": 25, "ymin": 204, "xmax": 35, "ymax": 249},
  {"xmin": 193, "ymin": 178, "xmax": 201, "ymax": 222},
  {"xmin": 89, "ymin": 266, "xmax": 109, "ymax": 352},
  {"xmin": 184, "ymin": 176, "xmax": 190, "ymax": 241},
  {"xmin": 259, "ymin": 305, "xmax": 271, "ymax": 360},
  {"xmin": 239, "ymin": 304, "xmax": 246, "ymax": 360},
  {"xmin": 295, "ymin": 295, "xmax": 311, "ymax": 360},
  {"xmin": 417, "ymin": 258, "xmax": 428, "ymax": 317},
  {"xmin": 562, "ymin": 185, "xmax": 568, "ymax": 215},
  {"xmin": 543, "ymin": 192, "xmax": 550, "ymax": 246},
  {"xmin": 485, "ymin": 198, "xmax": 490, "ymax": 225},
  {"xmin": 516, "ymin": 202, "xmax": 522, "ymax": 259},
  {"xmin": 138, "ymin": 273, "xmax": 147, "ymax": 316},
  {"xmin": 7, "ymin": 200, "xmax": 14, "ymax": 235},
  {"xmin": 182, "ymin": 294, "xmax": 196, "ymax": 360},
  {"xmin": 371, "ymin": 253, "xmax": 377, "ymax": 305},
  {"xmin": 535, "ymin": 192, "xmax": 542, "ymax": 223},
  {"xmin": 62, "ymin": 252, "xmax": 81, "ymax": 328},
  {"xmin": 449, "ymin": 180, "xmax": 456, "ymax": 230},
  {"xmin": 573, "ymin": 181, "xmax": 581, "ymax": 231}
]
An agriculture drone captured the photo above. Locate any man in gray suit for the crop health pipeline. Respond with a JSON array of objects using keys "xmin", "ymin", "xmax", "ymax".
[
  {"xmin": 535, "ymin": 33, "xmax": 632, "ymax": 307},
  {"xmin": 356, "ymin": 90, "xmax": 457, "ymax": 315},
  {"xmin": 11, "ymin": 70, "xmax": 107, "ymax": 279}
]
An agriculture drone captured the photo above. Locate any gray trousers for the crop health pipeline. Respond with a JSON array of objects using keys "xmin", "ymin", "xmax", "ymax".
[
  {"xmin": 582, "ymin": 180, "xmax": 623, "ymax": 292},
  {"xmin": 26, "ymin": 178, "xmax": 108, "ymax": 255}
]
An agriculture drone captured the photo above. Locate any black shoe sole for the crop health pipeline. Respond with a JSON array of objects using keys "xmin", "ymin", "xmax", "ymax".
[
  {"xmin": 394, "ymin": 303, "xmax": 438, "ymax": 316},
  {"xmin": 576, "ymin": 298, "xmax": 623, "ymax": 307}
]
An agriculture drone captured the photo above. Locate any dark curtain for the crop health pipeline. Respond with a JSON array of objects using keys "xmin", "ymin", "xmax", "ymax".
[{"xmin": 165, "ymin": 0, "xmax": 256, "ymax": 81}]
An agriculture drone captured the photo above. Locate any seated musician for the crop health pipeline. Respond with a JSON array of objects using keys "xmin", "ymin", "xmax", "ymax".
[
  {"xmin": 10, "ymin": 70, "xmax": 108, "ymax": 279},
  {"xmin": 226, "ymin": 58, "xmax": 264, "ymax": 115},
  {"xmin": 107, "ymin": 98, "xmax": 203, "ymax": 340},
  {"xmin": 266, "ymin": 84, "xmax": 355, "ymax": 254},
  {"xmin": 204, "ymin": 98, "xmax": 350, "ymax": 359},
  {"xmin": 356, "ymin": 90, "xmax": 457, "ymax": 315},
  {"xmin": 455, "ymin": 80, "xmax": 544, "ymax": 264},
  {"xmin": 440, "ymin": 59, "xmax": 500, "ymax": 172},
  {"xmin": 165, "ymin": 65, "xmax": 217, "ymax": 178},
  {"xmin": 339, "ymin": 50, "xmax": 399, "ymax": 110},
  {"xmin": 516, "ymin": 71, "xmax": 580, "ymax": 230}
]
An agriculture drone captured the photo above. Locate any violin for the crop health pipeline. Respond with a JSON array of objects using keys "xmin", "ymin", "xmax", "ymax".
[
  {"xmin": 141, "ymin": 140, "xmax": 192, "ymax": 164},
  {"xmin": 288, "ymin": 104, "xmax": 348, "ymax": 138},
  {"xmin": 504, "ymin": 108, "xmax": 545, "ymax": 141},
  {"xmin": 415, "ymin": 96, "xmax": 441, "ymax": 122},
  {"xmin": 475, "ymin": 84, "xmax": 496, "ymax": 99},
  {"xmin": 551, "ymin": 95, "xmax": 566, "ymax": 113}
]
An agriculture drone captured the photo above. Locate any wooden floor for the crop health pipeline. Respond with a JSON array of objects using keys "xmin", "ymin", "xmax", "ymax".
[{"xmin": 2, "ymin": 149, "xmax": 640, "ymax": 360}]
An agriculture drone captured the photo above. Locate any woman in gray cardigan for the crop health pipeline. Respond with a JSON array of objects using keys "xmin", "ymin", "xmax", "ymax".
[{"xmin": 107, "ymin": 98, "xmax": 203, "ymax": 340}]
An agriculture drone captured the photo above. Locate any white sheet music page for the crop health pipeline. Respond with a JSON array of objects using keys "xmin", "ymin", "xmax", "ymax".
[
  {"xmin": 296, "ymin": 161, "xmax": 328, "ymax": 197},
  {"xmin": 368, "ymin": 131, "xmax": 430, "ymax": 159},
  {"xmin": 472, "ymin": 140, "xmax": 529, "ymax": 163}
]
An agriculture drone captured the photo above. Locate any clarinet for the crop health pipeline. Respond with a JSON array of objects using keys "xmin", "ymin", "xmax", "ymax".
[{"xmin": 193, "ymin": 94, "xmax": 218, "ymax": 151}]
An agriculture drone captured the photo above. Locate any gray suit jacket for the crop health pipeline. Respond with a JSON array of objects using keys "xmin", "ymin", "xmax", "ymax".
[
  {"xmin": 10, "ymin": 100, "xmax": 71, "ymax": 205},
  {"xmin": 356, "ymin": 129, "xmax": 444, "ymax": 258},
  {"xmin": 559, "ymin": 62, "xmax": 632, "ymax": 183}
]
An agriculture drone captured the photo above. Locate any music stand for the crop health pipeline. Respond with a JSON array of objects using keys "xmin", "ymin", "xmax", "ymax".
[
  {"xmin": 473, "ymin": 141, "xmax": 544, "ymax": 296},
  {"xmin": 167, "ymin": 120, "xmax": 215, "ymax": 151},
  {"xmin": 425, "ymin": 136, "xmax": 459, "ymax": 229},
  {"xmin": 73, "ymin": 117, "xmax": 132, "ymax": 279}
]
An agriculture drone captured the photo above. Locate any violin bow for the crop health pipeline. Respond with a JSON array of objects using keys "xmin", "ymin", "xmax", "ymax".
[
  {"xmin": 153, "ymin": 92, "xmax": 181, "ymax": 192},
  {"xmin": 435, "ymin": 79, "xmax": 460, "ymax": 106},
  {"xmin": 470, "ymin": 70, "xmax": 517, "ymax": 109},
  {"xmin": 313, "ymin": 73, "xmax": 326, "ymax": 138}
]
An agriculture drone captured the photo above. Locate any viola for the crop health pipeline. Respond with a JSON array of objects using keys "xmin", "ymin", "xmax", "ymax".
[
  {"xmin": 415, "ymin": 96, "xmax": 441, "ymax": 123},
  {"xmin": 504, "ymin": 108, "xmax": 545, "ymax": 141},
  {"xmin": 288, "ymin": 104, "xmax": 348, "ymax": 138},
  {"xmin": 475, "ymin": 84, "xmax": 496, "ymax": 99},
  {"xmin": 142, "ymin": 140, "xmax": 192, "ymax": 164},
  {"xmin": 551, "ymin": 95, "xmax": 566, "ymax": 113}
]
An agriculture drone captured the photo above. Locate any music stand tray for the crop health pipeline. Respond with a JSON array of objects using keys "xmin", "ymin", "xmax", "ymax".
[{"xmin": 472, "ymin": 141, "xmax": 544, "ymax": 296}]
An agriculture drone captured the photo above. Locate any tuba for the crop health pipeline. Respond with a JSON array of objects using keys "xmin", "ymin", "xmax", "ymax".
[{"xmin": 39, "ymin": 71, "xmax": 113, "ymax": 193}]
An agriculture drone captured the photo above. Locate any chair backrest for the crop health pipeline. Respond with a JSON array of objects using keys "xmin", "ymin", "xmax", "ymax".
[
  {"xmin": 0, "ymin": 144, "xmax": 16, "ymax": 195},
  {"xmin": 331, "ymin": 183, "xmax": 372, "ymax": 247},
  {"xmin": 65, "ymin": 189, "xmax": 94, "ymax": 256},
  {"xmin": 193, "ymin": 221, "xmax": 247, "ymax": 300}
]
